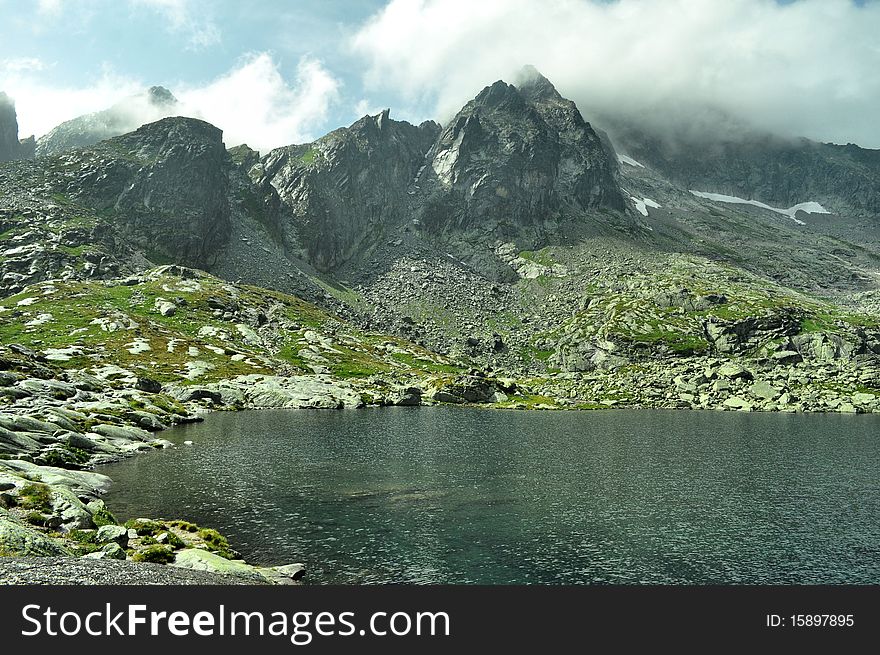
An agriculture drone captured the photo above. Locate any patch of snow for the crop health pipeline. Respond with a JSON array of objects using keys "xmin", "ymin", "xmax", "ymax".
[
  {"xmin": 630, "ymin": 196, "xmax": 661, "ymax": 217},
  {"xmin": 689, "ymin": 190, "xmax": 829, "ymax": 225},
  {"xmin": 618, "ymin": 154, "xmax": 645, "ymax": 168},
  {"xmin": 16, "ymin": 297, "xmax": 38, "ymax": 306},
  {"xmin": 205, "ymin": 345, "xmax": 226, "ymax": 355},
  {"xmin": 188, "ymin": 346, "xmax": 200, "ymax": 356}
]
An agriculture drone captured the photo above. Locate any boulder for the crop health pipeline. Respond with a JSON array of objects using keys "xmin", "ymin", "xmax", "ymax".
[
  {"xmin": 154, "ymin": 299, "xmax": 177, "ymax": 317},
  {"xmin": 749, "ymin": 381, "xmax": 780, "ymax": 401},
  {"xmin": 723, "ymin": 396, "xmax": 753, "ymax": 411},
  {"xmin": 91, "ymin": 424, "xmax": 152, "ymax": 443},
  {"xmin": 136, "ymin": 377, "xmax": 163, "ymax": 393},
  {"xmin": 257, "ymin": 563, "xmax": 306, "ymax": 585},
  {"xmin": 96, "ymin": 524, "xmax": 129, "ymax": 548},
  {"xmin": 0, "ymin": 516, "xmax": 72, "ymax": 556},
  {"xmin": 171, "ymin": 548, "xmax": 267, "ymax": 583},
  {"xmin": 717, "ymin": 363, "xmax": 753, "ymax": 381}
]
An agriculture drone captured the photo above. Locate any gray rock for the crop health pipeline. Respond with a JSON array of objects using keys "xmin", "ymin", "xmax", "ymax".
[
  {"xmin": 257, "ymin": 563, "xmax": 306, "ymax": 584},
  {"xmin": 750, "ymin": 381, "xmax": 781, "ymax": 401},
  {"xmin": 724, "ymin": 396, "xmax": 753, "ymax": 411},
  {"xmin": 0, "ymin": 516, "xmax": 72, "ymax": 556},
  {"xmin": 718, "ymin": 363, "xmax": 753, "ymax": 381},
  {"xmin": 101, "ymin": 542, "xmax": 127, "ymax": 560},
  {"xmin": 91, "ymin": 423, "xmax": 152, "ymax": 443},
  {"xmin": 171, "ymin": 548, "xmax": 267, "ymax": 583},
  {"xmin": 96, "ymin": 524, "xmax": 129, "ymax": 548},
  {"xmin": 17, "ymin": 379, "xmax": 77, "ymax": 399},
  {"xmin": 136, "ymin": 377, "xmax": 163, "ymax": 393}
]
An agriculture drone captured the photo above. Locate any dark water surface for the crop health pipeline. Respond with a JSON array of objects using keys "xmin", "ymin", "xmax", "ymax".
[{"xmin": 98, "ymin": 408, "xmax": 880, "ymax": 584}]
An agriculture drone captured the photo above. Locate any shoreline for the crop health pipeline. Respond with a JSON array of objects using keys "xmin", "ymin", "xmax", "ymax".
[{"xmin": 2, "ymin": 346, "xmax": 879, "ymax": 584}]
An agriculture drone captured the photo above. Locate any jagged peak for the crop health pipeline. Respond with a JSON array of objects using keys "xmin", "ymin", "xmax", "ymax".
[
  {"xmin": 146, "ymin": 86, "xmax": 178, "ymax": 107},
  {"xmin": 109, "ymin": 115, "xmax": 224, "ymax": 150},
  {"xmin": 472, "ymin": 80, "xmax": 525, "ymax": 110},
  {"xmin": 515, "ymin": 64, "xmax": 562, "ymax": 102}
]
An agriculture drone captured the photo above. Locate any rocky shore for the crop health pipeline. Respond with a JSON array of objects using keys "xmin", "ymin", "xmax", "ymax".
[{"xmin": 0, "ymin": 265, "xmax": 878, "ymax": 584}]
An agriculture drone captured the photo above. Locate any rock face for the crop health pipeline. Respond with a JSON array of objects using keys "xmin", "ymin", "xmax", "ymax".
[
  {"xmin": 68, "ymin": 117, "xmax": 232, "ymax": 269},
  {"xmin": 254, "ymin": 67, "xmax": 625, "ymax": 275},
  {"xmin": 35, "ymin": 86, "xmax": 180, "ymax": 157},
  {"xmin": 416, "ymin": 67, "xmax": 625, "ymax": 245},
  {"xmin": 433, "ymin": 68, "xmax": 623, "ymax": 220},
  {"xmin": 600, "ymin": 111, "xmax": 880, "ymax": 217},
  {"xmin": 0, "ymin": 92, "xmax": 35, "ymax": 162},
  {"xmin": 257, "ymin": 110, "xmax": 439, "ymax": 271}
]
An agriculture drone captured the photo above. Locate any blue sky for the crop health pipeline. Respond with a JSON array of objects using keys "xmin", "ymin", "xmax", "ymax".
[{"xmin": 1, "ymin": 0, "xmax": 879, "ymax": 150}]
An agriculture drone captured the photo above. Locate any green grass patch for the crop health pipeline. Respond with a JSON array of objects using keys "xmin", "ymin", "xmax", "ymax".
[
  {"xmin": 131, "ymin": 545, "xmax": 175, "ymax": 564},
  {"xmin": 18, "ymin": 483, "xmax": 52, "ymax": 512}
]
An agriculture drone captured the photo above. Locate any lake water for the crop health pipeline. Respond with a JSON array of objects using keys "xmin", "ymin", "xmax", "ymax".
[{"xmin": 98, "ymin": 407, "xmax": 880, "ymax": 584}]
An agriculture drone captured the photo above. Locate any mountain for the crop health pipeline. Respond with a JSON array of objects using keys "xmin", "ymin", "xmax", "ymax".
[
  {"xmin": 596, "ymin": 109, "xmax": 880, "ymax": 218},
  {"xmin": 34, "ymin": 86, "xmax": 179, "ymax": 157},
  {"xmin": 0, "ymin": 67, "xmax": 878, "ymax": 420},
  {"xmin": 0, "ymin": 92, "xmax": 35, "ymax": 162},
  {"xmin": 255, "ymin": 109, "xmax": 440, "ymax": 271}
]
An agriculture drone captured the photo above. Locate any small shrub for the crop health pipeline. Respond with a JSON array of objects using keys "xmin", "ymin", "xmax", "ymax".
[
  {"xmin": 91, "ymin": 506, "xmax": 117, "ymax": 528},
  {"xmin": 197, "ymin": 528, "xmax": 229, "ymax": 550},
  {"xmin": 67, "ymin": 529, "xmax": 98, "ymax": 544},
  {"xmin": 161, "ymin": 532, "xmax": 186, "ymax": 549},
  {"xmin": 131, "ymin": 545, "xmax": 174, "ymax": 564},
  {"xmin": 25, "ymin": 511, "xmax": 47, "ymax": 526},
  {"xmin": 19, "ymin": 483, "xmax": 52, "ymax": 512},
  {"xmin": 124, "ymin": 519, "xmax": 164, "ymax": 536},
  {"xmin": 168, "ymin": 520, "xmax": 198, "ymax": 533}
]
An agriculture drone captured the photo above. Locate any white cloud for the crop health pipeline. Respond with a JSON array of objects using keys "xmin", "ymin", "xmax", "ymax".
[
  {"xmin": 36, "ymin": 0, "xmax": 64, "ymax": 16},
  {"xmin": 351, "ymin": 0, "xmax": 880, "ymax": 147},
  {"xmin": 1, "ymin": 53, "xmax": 340, "ymax": 152},
  {"xmin": 176, "ymin": 53, "xmax": 341, "ymax": 152},
  {"xmin": 1, "ymin": 57, "xmax": 49, "ymax": 73},
  {"xmin": 0, "ymin": 66, "xmax": 145, "ymax": 139},
  {"xmin": 130, "ymin": 0, "xmax": 221, "ymax": 49}
]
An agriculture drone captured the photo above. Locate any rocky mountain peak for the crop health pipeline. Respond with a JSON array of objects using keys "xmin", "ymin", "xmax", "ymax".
[
  {"xmin": 0, "ymin": 91, "xmax": 35, "ymax": 162},
  {"xmin": 147, "ymin": 85, "xmax": 178, "ymax": 107},
  {"xmin": 111, "ymin": 115, "xmax": 223, "ymax": 153},
  {"xmin": 513, "ymin": 65, "xmax": 563, "ymax": 103},
  {"xmin": 419, "ymin": 68, "xmax": 625, "ymax": 240}
]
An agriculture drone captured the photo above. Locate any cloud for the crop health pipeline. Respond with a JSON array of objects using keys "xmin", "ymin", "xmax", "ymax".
[
  {"xmin": 1, "ymin": 57, "xmax": 49, "ymax": 73},
  {"xmin": 351, "ymin": 0, "xmax": 880, "ymax": 147},
  {"xmin": 176, "ymin": 53, "xmax": 341, "ymax": 152},
  {"xmin": 36, "ymin": 0, "xmax": 64, "ymax": 16},
  {"xmin": 130, "ymin": 0, "xmax": 221, "ymax": 49},
  {"xmin": 0, "ymin": 66, "xmax": 145, "ymax": 139},
  {"xmin": 1, "ymin": 53, "xmax": 341, "ymax": 152}
]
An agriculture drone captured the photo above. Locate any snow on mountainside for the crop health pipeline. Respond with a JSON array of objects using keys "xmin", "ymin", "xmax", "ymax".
[{"xmin": 689, "ymin": 190, "xmax": 831, "ymax": 225}]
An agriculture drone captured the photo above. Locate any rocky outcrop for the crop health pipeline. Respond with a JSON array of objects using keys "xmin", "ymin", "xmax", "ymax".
[
  {"xmin": 256, "ymin": 110, "xmax": 439, "ymax": 271},
  {"xmin": 417, "ymin": 68, "xmax": 625, "ymax": 239},
  {"xmin": 600, "ymin": 111, "xmax": 880, "ymax": 217},
  {"xmin": 0, "ymin": 92, "xmax": 34, "ymax": 162},
  {"xmin": 68, "ymin": 117, "xmax": 232, "ymax": 269},
  {"xmin": 35, "ymin": 86, "xmax": 179, "ymax": 157}
]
